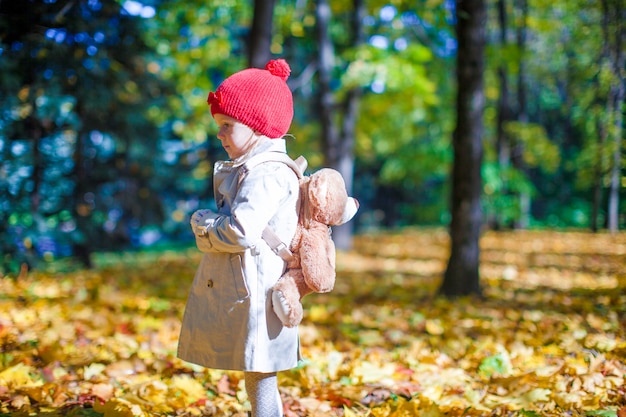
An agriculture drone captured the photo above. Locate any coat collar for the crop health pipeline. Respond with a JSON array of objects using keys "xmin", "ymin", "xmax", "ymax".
[{"xmin": 219, "ymin": 138, "xmax": 288, "ymax": 170}]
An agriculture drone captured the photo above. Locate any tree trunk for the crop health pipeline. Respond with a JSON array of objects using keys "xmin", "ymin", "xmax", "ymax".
[
  {"xmin": 607, "ymin": 83, "xmax": 623, "ymax": 233},
  {"xmin": 590, "ymin": 116, "xmax": 606, "ymax": 233},
  {"xmin": 316, "ymin": 0, "xmax": 358, "ymax": 250},
  {"xmin": 249, "ymin": 0, "xmax": 275, "ymax": 68},
  {"xmin": 513, "ymin": 0, "xmax": 530, "ymax": 229},
  {"xmin": 494, "ymin": 0, "xmax": 511, "ymax": 229},
  {"xmin": 330, "ymin": 0, "xmax": 364, "ymax": 250},
  {"xmin": 602, "ymin": 0, "xmax": 624, "ymax": 233},
  {"xmin": 338, "ymin": 0, "xmax": 364, "ymax": 194},
  {"xmin": 440, "ymin": 0, "xmax": 487, "ymax": 298},
  {"xmin": 72, "ymin": 128, "xmax": 94, "ymax": 269},
  {"xmin": 316, "ymin": 0, "xmax": 340, "ymax": 167}
]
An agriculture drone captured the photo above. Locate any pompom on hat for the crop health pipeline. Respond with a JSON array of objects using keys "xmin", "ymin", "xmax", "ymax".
[{"xmin": 208, "ymin": 59, "xmax": 294, "ymax": 138}]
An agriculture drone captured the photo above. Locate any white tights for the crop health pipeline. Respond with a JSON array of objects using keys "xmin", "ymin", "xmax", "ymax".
[{"xmin": 244, "ymin": 372, "xmax": 283, "ymax": 417}]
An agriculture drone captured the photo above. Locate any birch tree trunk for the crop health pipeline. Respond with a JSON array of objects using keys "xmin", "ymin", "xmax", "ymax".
[
  {"xmin": 316, "ymin": 0, "xmax": 339, "ymax": 167},
  {"xmin": 315, "ymin": 0, "xmax": 362, "ymax": 250},
  {"xmin": 602, "ymin": 0, "xmax": 624, "ymax": 232},
  {"xmin": 607, "ymin": 85, "xmax": 623, "ymax": 233}
]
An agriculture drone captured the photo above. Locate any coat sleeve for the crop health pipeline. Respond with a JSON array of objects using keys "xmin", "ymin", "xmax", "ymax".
[{"xmin": 196, "ymin": 162, "xmax": 298, "ymax": 253}]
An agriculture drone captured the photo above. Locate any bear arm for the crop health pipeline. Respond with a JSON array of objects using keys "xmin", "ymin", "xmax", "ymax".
[
  {"xmin": 286, "ymin": 228, "xmax": 304, "ymax": 268},
  {"xmin": 300, "ymin": 225, "xmax": 336, "ymax": 293}
]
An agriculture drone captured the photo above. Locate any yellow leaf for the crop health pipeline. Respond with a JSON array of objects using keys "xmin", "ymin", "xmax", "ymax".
[
  {"xmin": 132, "ymin": 379, "xmax": 169, "ymax": 406},
  {"xmin": 425, "ymin": 319, "xmax": 444, "ymax": 335},
  {"xmin": 371, "ymin": 403, "xmax": 392, "ymax": 417},
  {"xmin": 526, "ymin": 388, "xmax": 551, "ymax": 402},
  {"xmin": 554, "ymin": 390, "xmax": 584, "ymax": 408},
  {"xmin": 0, "ymin": 363, "xmax": 40, "ymax": 388},
  {"xmin": 391, "ymin": 397, "xmax": 441, "ymax": 417},
  {"xmin": 94, "ymin": 398, "xmax": 144, "ymax": 417},
  {"xmin": 326, "ymin": 350, "xmax": 344, "ymax": 380},
  {"xmin": 352, "ymin": 360, "xmax": 396, "ymax": 384},
  {"xmin": 421, "ymin": 384, "xmax": 444, "ymax": 402},
  {"xmin": 343, "ymin": 405, "xmax": 359, "ymax": 417},
  {"xmin": 464, "ymin": 388, "xmax": 491, "ymax": 411},
  {"xmin": 505, "ymin": 388, "xmax": 552, "ymax": 409},
  {"xmin": 585, "ymin": 333, "xmax": 618, "ymax": 351},
  {"xmin": 170, "ymin": 374, "xmax": 206, "ymax": 403},
  {"xmin": 84, "ymin": 363, "xmax": 106, "ymax": 380}
]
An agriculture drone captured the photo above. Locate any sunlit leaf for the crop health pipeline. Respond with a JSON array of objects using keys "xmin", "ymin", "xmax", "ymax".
[
  {"xmin": 84, "ymin": 363, "xmax": 106, "ymax": 380},
  {"xmin": 0, "ymin": 364, "xmax": 40, "ymax": 388},
  {"xmin": 93, "ymin": 398, "xmax": 142, "ymax": 417},
  {"xmin": 170, "ymin": 374, "xmax": 206, "ymax": 403}
]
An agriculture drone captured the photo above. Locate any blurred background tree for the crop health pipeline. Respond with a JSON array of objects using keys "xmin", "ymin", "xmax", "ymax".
[
  {"xmin": 441, "ymin": 0, "xmax": 486, "ymax": 297},
  {"xmin": 0, "ymin": 0, "xmax": 624, "ymax": 274},
  {"xmin": 0, "ymin": 0, "xmax": 171, "ymax": 271}
]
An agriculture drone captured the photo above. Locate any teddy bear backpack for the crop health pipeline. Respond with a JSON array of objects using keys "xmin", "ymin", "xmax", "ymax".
[{"xmin": 238, "ymin": 151, "xmax": 358, "ymax": 327}]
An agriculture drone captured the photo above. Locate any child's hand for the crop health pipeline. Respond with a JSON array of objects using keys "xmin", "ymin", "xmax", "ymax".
[
  {"xmin": 191, "ymin": 209, "xmax": 220, "ymax": 252},
  {"xmin": 191, "ymin": 209, "xmax": 219, "ymax": 236}
]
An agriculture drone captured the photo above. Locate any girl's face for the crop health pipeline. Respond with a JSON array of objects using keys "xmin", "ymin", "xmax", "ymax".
[{"xmin": 214, "ymin": 113, "xmax": 260, "ymax": 159}]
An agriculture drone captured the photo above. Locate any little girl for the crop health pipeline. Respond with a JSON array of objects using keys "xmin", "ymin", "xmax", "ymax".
[{"xmin": 177, "ymin": 59, "xmax": 299, "ymax": 417}]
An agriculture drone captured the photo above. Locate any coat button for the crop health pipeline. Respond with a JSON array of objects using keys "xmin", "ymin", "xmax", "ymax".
[{"xmin": 207, "ymin": 279, "xmax": 214, "ymax": 288}]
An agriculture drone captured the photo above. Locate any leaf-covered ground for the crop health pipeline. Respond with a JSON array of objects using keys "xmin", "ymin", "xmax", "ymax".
[{"xmin": 1, "ymin": 228, "xmax": 625, "ymax": 416}]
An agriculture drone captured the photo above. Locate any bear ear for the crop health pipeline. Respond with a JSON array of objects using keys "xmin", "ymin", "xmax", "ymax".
[
  {"xmin": 307, "ymin": 171, "xmax": 329, "ymax": 209},
  {"xmin": 308, "ymin": 169, "xmax": 352, "ymax": 224}
]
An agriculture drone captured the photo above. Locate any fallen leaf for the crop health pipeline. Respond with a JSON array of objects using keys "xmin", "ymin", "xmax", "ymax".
[
  {"xmin": 92, "ymin": 382, "xmax": 115, "ymax": 401},
  {"xmin": 0, "ymin": 364, "xmax": 40, "ymax": 388}
]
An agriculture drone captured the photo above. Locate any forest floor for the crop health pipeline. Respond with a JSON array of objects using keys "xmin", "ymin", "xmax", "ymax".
[{"xmin": 1, "ymin": 228, "xmax": 625, "ymax": 416}]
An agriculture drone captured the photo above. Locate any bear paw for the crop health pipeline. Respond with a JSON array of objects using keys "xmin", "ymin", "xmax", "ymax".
[{"xmin": 272, "ymin": 289, "xmax": 303, "ymax": 328}]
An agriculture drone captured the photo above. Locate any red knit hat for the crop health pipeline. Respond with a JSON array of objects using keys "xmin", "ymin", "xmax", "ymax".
[{"xmin": 207, "ymin": 59, "xmax": 294, "ymax": 138}]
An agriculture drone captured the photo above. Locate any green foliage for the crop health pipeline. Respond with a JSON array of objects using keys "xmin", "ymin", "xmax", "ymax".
[
  {"xmin": 483, "ymin": 162, "xmax": 536, "ymax": 226},
  {"xmin": 482, "ymin": 0, "xmax": 625, "ymax": 229},
  {"xmin": 573, "ymin": 139, "xmax": 613, "ymax": 190},
  {"xmin": 342, "ymin": 44, "xmax": 435, "ymax": 96},
  {"xmin": 346, "ymin": 40, "xmax": 452, "ymax": 226},
  {"xmin": 348, "ymin": 44, "xmax": 440, "ymax": 159},
  {"xmin": 145, "ymin": 0, "xmax": 250, "ymax": 143},
  {"xmin": 504, "ymin": 121, "xmax": 560, "ymax": 173}
]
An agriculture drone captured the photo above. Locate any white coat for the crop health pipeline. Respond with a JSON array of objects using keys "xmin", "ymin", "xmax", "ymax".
[{"xmin": 177, "ymin": 138, "xmax": 301, "ymax": 372}]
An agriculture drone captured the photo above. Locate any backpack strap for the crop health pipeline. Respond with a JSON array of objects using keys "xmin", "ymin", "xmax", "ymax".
[
  {"xmin": 238, "ymin": 152, "xmax": 308, "ymax": 262},
  {"xmin": 239, "ymin": 152, "xmax": 306, "ymax": 182},
  {"xmin": 262, "ymin": 227, "xmax": 294, "ymax": 262}
]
